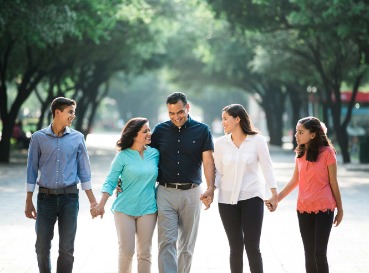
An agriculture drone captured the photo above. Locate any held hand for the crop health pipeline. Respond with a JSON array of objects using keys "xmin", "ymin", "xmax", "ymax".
[
  {"xmin": 200, "ymin": 188, "xmax": 215, "ymax": 210},
  {"xmin": 264, "ymin": 195, "xmax": 278, "ymax": 212},
  {"xmin": 25, "ymin": 200, "xmax": 37, "ymax": 220},
  {"xmin": 90, "ymin": 203, "xmax": 105, "ymax": 219}
]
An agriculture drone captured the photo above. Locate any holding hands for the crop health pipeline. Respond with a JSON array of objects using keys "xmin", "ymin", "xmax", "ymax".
[
  {"xmin": 90, "ymin": 203, "xmax": 105, "ymax": 219},
  {"xmin": 200, "ymin": 187, "xmax": 215, "ymax": 210},
  {"xmin": 264, "ymin": 194, "xmax": 278, "ymax": 212}
]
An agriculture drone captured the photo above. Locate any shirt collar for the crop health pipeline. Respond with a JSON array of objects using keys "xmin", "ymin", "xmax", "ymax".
[
  {"xmin": 46, "ymin": 124, "xmax": 71, "ymax": 136},
  {"xmin": 225, "ymin": 133, "xmax": 252, "ymax": 143}
]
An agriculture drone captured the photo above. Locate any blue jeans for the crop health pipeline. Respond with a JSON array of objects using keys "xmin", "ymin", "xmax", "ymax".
[
  {"xmin": 218, "ymin": 197, "xmax": 264, "ymax": 273},
  {"xmin": 35, "ymin": 193, "xmax": 79, "ymax": 273}
]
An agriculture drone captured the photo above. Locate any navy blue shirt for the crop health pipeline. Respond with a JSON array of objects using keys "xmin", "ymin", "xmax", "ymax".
[{"xmin": 151, "ymin": 115, "xmax": 214, "ymax": 185}]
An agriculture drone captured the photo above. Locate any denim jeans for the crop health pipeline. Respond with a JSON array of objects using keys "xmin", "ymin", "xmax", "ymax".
[
  {"xmin": 218, "ymin": 197, "xmax": 264, "ymax": 273},
  {"xmin": 298, "ymin": 210, "xmax": 334, "ymax": 273},
  {"xmin": 35, "ymin": 193, "xmax": 79, "ymax": 273}
]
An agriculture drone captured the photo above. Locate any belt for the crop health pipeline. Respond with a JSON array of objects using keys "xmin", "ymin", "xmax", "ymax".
[
  {"xmin": 39, "ymin": 185, "xmax": 79, "ymax": 195},
  {"xmin": 159, "ymin": 183, "xmax": 198, "ymax": 190}
]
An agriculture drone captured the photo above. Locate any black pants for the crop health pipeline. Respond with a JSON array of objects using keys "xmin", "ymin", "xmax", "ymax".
[
  {"xmin": 218, "ymin": 197, "xmax": 264, "ymax": 273},
  {"xmin": 297, "ymin": 210, "xmax": 334, "ymax": 273}
]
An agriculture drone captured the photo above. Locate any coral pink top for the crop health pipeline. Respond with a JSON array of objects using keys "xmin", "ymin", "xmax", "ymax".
[{"xmin": 296, "ymin": 146, "xmax": 337, "ymax": 213}]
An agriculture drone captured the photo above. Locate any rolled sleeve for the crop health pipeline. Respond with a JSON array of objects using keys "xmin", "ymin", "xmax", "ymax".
[
  {"xmin": 80, "ymin": 181, "xmax": 92, "ymax": 190},
  {"xmin": 26, "ymin": 183, "xmax": 36, "ymax": 192},
  {"xmin": 26, "ymin": 135, "xmax": 40, "ymax": 192}
]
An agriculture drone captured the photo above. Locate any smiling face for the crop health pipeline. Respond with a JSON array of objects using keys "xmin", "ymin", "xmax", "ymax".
[
  {"xmin": 134, "ymin": 122, "xmax": 152, "ymax": 146},
  {"xmin": 55, "ymin": 105, "xmax": 76, "ymax": 127},
  {"xmin": 167, "ymin": 100, "xmax": 189, "ymax": 128},
  {"xmin": 221, "ymin": 111, "xmax": 240, "ymax": 134},
  {"xmin": 295, "ymin": 122, "xmax": 315, "ymax": 147}
]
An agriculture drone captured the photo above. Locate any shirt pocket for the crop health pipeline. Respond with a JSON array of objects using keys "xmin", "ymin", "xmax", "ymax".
[{"xmin": 182, "ymin": 136, "xmax": 203, "ymax": 155}]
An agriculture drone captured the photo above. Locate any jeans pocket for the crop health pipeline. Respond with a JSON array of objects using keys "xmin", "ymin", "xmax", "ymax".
[
  {"xmin": 66, "ymin": 193, "xmax": 79, "ymax": 200},
  {"xmin": 37, "ymin": 193, "xmax": 49, "ymax": 201}
]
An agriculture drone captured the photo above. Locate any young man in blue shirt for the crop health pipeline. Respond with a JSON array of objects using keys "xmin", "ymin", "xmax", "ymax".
[
  {"xmin": 25, "ymin": 97, "xmax": 98, "ymax": 273},
  {"xmin": 151, "ymin": 92, "xmax": 215, "ymax": 273}
]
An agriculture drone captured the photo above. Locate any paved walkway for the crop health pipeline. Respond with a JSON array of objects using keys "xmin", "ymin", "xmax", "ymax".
[{"xmin": 0, "ymin": 142, "xmax": 368, "ymax": 273}]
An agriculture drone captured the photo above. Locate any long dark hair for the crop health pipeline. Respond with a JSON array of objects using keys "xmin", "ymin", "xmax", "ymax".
[
  {"xmin": 222, "ymin": 104, "xmax": 259, "ymax": 135},
  {"xmin": 116, "ymin": 117, "xmax": 148, "ymax": 151},
  {"xmin": 295, "ymin": 116, "xmax": 335, "ymax": 161}
]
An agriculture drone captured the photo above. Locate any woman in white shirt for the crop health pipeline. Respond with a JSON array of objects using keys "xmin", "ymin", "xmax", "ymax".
[{"xmin": 213, "ymin": 104, "xmax": 278, "ymax": 273}]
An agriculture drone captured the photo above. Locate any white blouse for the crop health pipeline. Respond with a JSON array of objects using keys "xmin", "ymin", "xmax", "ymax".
[{"xmin": 214, "ymin": 134, "xmax": 277, "ymax": 205}]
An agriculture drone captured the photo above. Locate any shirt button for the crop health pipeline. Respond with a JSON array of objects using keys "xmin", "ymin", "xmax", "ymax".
[
  {"xmin": 177, "ymin": 173, "xmax": 179, "ymax": 175},
  {"xmin": 178, "ymin": 140, "xmax": 180, "ymax": 142},
  {"xmin": 178, "ymin": 162, "xmax": 179, "ymax": 164},
  {"xmin": 177, "ymin": 151, "xmax": 179, "ymax": 153}
]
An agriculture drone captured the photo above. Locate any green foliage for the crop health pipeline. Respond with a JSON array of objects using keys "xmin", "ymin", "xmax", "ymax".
[{"xmin": 206, "ymin": 0, "xmax": 369, "ymax": 162}]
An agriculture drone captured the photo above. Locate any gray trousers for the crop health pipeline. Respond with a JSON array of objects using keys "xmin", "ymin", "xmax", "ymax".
[{"xmin": 157, "ymin": 185, "xmax": 202, "ymax": 273}]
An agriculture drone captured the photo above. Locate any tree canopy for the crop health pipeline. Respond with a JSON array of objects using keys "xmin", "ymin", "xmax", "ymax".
[{"xmin": 1, "ymin": 0, "xmax": 368, "ymax": 163}]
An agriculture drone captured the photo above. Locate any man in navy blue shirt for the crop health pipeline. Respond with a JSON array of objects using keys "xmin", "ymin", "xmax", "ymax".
[
  {"xmin": 25, "ymin": 97, "xmax": 98, "ymax": 273},
  {"xmin": 151, "ymin": 92, "xmax": 215, "ymax": 273}
]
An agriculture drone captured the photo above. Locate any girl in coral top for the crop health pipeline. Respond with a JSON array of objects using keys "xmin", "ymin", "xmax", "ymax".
[{"xmin": 266, "ymin": 116, "xmax": 343, "ymax": 273}]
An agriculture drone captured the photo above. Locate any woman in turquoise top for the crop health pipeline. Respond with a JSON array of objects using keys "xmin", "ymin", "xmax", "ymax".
[{"xmin": 91, "ymin": 117, "xmax": 159, "ymax": 273}]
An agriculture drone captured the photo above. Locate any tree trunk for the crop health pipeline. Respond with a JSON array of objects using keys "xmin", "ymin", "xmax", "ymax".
[
  {"xmin": 264, "ymin": 109, "xmax": 283, "ymax": 146},
  {"xmin": 335, "ymin": 125, "xmax": 350, "ymax": 163},
  {"xmin": 260, "ymin": 88, "xmax": 285, "ymax": 146},
  {"xmin": 0, "ymin": 70, "xmax": 45, "ymax": 163},
  {"xmin": 286, "ymin": 85, "xmax": 304, "ymax": 149},
  {"xmin": 0, "ymin": 119, "xmax": 13, "ymax": 163}
]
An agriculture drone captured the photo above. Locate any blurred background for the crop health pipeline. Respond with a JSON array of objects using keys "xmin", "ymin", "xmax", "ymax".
[{"xmin": 1, "ymin": 0, "xmax": 369, "ymax": 164}]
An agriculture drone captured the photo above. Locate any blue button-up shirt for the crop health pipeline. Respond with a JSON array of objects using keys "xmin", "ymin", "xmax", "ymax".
[
  {"xmin": 150, "ymin": 116, "xmax": 214, "ymax": 185},
  {"xmin": 26, "ymin": 124, "xmax": 92, "ymax": 192}
]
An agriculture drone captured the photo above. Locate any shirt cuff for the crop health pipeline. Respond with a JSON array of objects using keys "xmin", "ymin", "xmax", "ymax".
[
  {"xmin": 80, "ymin": 181, "xmax": 92, "ymax": 191},
  {"xmin": 26, "ymin": 183, "xmax": 36, "ymax": 192}
]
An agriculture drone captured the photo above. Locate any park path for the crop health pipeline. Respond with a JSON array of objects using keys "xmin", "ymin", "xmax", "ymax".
[{"xmin": 0, "ymin": 134, "xmax": 368, "ymax": 272}]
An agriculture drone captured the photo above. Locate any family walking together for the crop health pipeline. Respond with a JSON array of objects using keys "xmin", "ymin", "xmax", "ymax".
[{"xmin": 25, "ymin": 93, "xmax": 343, "ymax": 273}]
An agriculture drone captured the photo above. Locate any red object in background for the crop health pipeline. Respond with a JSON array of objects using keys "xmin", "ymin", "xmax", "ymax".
[{"xmin": 341, "ymin": 91, "xmax": 369, "ymax": 103}]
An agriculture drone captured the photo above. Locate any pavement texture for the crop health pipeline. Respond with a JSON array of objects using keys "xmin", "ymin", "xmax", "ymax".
[{"xmin": 0, "ymin": 137, "xmax": 368, "ymax": 273}]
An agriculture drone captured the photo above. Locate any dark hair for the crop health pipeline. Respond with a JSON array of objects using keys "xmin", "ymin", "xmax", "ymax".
[
  {"xmin": 166, "ymin": 92, "xmax": 187, "ymax": 105},
  {"xmin": 50, "ymin": 97, "xmax": 76, "ymax": 118},
  {"xmin": 116, "ymin": 117, "xmax": 148, "ymax": 151},
  {"xmin": 222, "ymin": 104, "xmax": 259, "ymax": 135},
  {"xmin": 295, "ymin": 116, "xmax": 335, "ymax": 161}
]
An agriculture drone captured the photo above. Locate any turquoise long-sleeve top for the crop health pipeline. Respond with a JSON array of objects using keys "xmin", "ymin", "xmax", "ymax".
[{"xmin": 101, "ymin": 146, "xmax": 159, "ymax": 216}]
